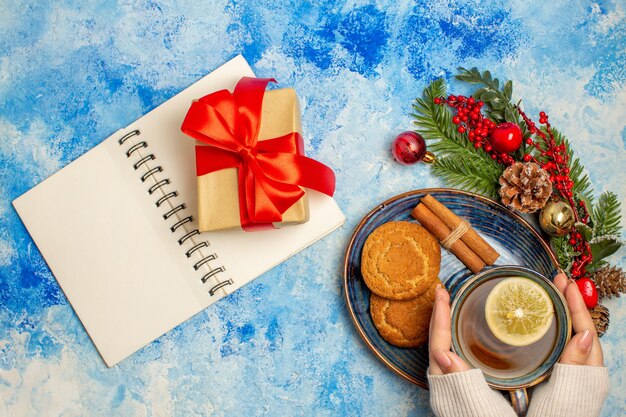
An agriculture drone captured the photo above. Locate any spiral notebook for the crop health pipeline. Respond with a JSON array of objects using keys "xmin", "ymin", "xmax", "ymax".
[{"xmin": 12, "ymin": 55, "xmax": 345, "ymax": 367}]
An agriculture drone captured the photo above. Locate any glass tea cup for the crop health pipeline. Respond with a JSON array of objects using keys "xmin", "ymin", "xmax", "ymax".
[{"xmin": 450, "ymin": 266, "xmax": 571, "ymax": 416}]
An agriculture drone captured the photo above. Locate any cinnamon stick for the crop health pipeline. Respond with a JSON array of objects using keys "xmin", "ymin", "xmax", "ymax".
[
  {"xmin": 411, "ymin": 203, "xmax": 486, "ymax": 274},
  {"xmin": 422, "ymin": 194, "xmax": 500, "ymax": 265}
]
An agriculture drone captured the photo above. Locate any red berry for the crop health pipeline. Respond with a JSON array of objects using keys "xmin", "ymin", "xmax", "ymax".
[
  {"xmin": 490, "ymin": 122, "xmax": 523, "ymax": 154},
  {"xmin": 434, "ymin": 98, "xmax": 442, "ymax": 105},
  {"xmin": 452, "ymin": 116, "xmax": 461, "ymax": 124},
  {"xmin": 576, "ymin": 278, "xmax": 598, "ymax": 308},
  {"xmin": 458, "ymin": 126, "xmax": 466, "ymax": 133},
  {"xmin": 523, "ymin": 154, "xmax": 531, "ymax": 162}
]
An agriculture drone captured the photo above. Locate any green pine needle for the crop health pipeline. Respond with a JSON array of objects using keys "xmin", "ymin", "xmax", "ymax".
[
  {"xmin": 592, "ymin": 191, "xmax": 622, "ymax": 237},
  {"xmin": 551, "ymin": 235, "xmax": 579, "ymax": 272},
  {"xmin": 432, "ymin": 158, "xmax": 502, "ymax": 198}
]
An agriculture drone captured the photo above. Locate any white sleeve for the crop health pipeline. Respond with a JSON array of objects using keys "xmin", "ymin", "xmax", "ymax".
[
  {"xmin": 526, "ymin": 363, "xmax": 609, "ymax": 417},
  {"xmin": 428, "ymin": 369, "xmax": 517, "ymax": 417}
]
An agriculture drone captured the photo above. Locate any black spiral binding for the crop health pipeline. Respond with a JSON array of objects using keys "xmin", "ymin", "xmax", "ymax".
[{"xmin": 118, "ymin": 129, "xmax": 232, "ymax": 296}]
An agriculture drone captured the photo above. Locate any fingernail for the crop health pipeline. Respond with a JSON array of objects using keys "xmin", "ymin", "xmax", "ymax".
[
  {"xmin": 577, "ymin": 330, "xmax": 593, "ymax": 353},
  {"xmin": 436, "ymin": 283, "xmax": 442, "ymax": 292},
  {"xmin": 434, "ymin": 349, "xmax": 452, "ymax": 370}
]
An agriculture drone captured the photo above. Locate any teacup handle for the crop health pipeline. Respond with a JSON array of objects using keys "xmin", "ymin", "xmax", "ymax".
[{"xmin": 509, "ymin": 388, "xmax": 528, "ymax": 416}]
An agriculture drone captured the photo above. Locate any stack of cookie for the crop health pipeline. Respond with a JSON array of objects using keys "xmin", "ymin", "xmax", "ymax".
[{"xmin": 361, "ymin": 221, "xmax": 441, "ymax": 347}]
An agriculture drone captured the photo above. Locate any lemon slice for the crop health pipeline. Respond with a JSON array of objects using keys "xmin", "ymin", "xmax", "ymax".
[{"xmin": 485, "ymin": 277, "xmax": 554, "ymax": 347}]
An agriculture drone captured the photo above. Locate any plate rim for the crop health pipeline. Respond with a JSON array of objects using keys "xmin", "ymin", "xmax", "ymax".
[{"xmin": 342, "ymin": 187, "xmax": 560, "ymax": 389}]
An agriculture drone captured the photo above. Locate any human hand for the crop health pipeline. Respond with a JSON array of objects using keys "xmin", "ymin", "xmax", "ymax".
[
  {"xmin": 428, "ymin": 285, "xmax": 471, "ymax": 375},
  {"xmin": 553, "ymin": 273, "xmax": 604, "ymax": 366}
]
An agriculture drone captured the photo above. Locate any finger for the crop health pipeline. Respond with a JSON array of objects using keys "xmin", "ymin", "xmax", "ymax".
[
  {"xmin": 429, "ymin": 287, "xmax": 452, "ymax": 352},
  {"xmin": 565, "ymin": 281, "xmax": 596, "ymax": 334},
  {"xmin": 563, "ymin": 281, "xmax": 604, "ymax": 366},
  {"xmin": 560, "ymin": 329, "xmax": 593, "ymax": 365},
  {"xmin": 553, "ymin": 272, "xmax": 568, "ymax": 295},
  {"xmin": 432, "ymin": 349, "xmax": 471, "ymax": 374},
  {"xmin": 428, "ymin": 287, "xmax": 452, "ymax": 375}
]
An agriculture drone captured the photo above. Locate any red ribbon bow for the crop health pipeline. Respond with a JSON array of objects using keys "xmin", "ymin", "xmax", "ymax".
[{"xmin": 181, "ymin": 77, "xmax": 336, "ymax": 230}]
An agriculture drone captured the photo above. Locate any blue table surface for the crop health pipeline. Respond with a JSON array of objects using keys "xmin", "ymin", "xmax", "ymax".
[{"xmin": 1, "ymin": 1, "xmax": 624, "ymax": 416}]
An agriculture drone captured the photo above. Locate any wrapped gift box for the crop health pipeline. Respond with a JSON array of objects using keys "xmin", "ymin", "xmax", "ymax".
[{"xmin": 196, "ymin": 87, "xmax": 309, "ymax": 232}]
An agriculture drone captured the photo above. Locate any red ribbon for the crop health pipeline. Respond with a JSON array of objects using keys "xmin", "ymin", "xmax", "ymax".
[{"xmin": 181, "ymin": 77, "xmax": 336, "ymax": 230}]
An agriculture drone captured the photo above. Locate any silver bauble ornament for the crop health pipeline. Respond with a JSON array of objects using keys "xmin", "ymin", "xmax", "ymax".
[{"xmin": 539, "ymin": 201, "xmax": 575, "ymax": 236}]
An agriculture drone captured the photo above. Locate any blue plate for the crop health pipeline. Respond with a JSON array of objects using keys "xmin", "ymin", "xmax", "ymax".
[{"xmin": 343, "ymin": 189, "xmax": 559, "ymax": 388}]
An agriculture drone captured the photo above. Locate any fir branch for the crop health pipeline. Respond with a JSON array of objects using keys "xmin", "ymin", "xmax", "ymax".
[
  {"xmin": 412, "ymin": 78, "xmax": 504, "ymax": 198},
  {"xmin": 432, "ymin": 157, "xmax": 502, "ymax": 198},
  {"xmin": 411, "ymin": 79, "xmax": 466, "ymax": 145},
  {"xmin": 592, "ymin": 191, "xmax": 622, "ymax": 237},
  {"xmin": 551, "ymin": 235, "xmax": 579, "ymax": 272}
]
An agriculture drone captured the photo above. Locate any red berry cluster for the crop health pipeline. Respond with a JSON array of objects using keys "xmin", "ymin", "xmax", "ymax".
[
  {"xmin": 517, "ymin": 108, "xmax": 594, "ymax": 283},
  {"xmin": 434, "ymin": 95, "xmax": 515, "ymax": 165},
  {"xmin": 517, "ymin": 110, "xmax": 576, "ymax": 200}
]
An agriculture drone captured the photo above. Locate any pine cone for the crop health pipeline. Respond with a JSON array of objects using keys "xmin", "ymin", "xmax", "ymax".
[
  {"xmin": 591, "ymin": 265, "xmax": 626, "ymax": 299},
  {"xmin": 589, "ymin": 304, "xmax": 610, "ymax": 337},
  {"xmin": 499, "ymin": 162, "xmax": 552, "ymax": 213}
]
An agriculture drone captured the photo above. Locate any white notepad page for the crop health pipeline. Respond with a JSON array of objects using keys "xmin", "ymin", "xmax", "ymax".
[{"xmin": 12, "ymin": 56, "xmax": 345, "ymax": 367}]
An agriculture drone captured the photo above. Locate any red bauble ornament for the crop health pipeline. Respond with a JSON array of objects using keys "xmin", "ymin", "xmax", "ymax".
[
  {"xmin": 490, "ymin": 122, "xmax": 523, "ymax": 154},
  {"xmin": 392, "ymin": 131, "xmax": 435, "ymax": 165},
  {"xmin": 576, "ymin": 277, "xmax": 599, "ymax": 308}
]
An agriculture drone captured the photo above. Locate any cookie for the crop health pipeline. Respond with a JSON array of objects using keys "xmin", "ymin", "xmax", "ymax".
[
  {"xmin": 369, "ymin": 279, "xmax": 440, "ymax": 348},
  {"xmin": 361, "ymin": 221, "xmax": 440, "ymax": 300}
]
